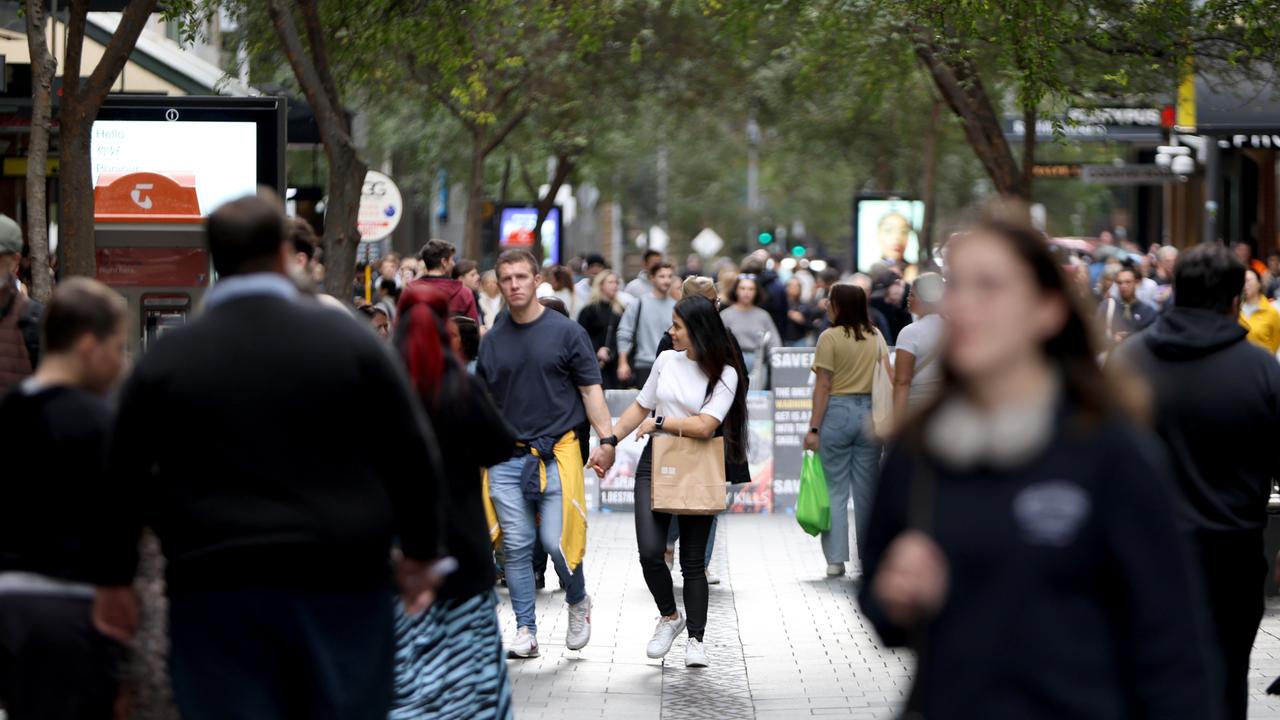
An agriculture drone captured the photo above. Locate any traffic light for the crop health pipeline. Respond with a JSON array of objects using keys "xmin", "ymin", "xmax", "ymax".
[
  {"xmin": 791, "ymin": 245, "xmax": 805, "ymax": 257},
  {"xmin": 757, "ymin": 231, "xmax": 773, "ymax": 245}
]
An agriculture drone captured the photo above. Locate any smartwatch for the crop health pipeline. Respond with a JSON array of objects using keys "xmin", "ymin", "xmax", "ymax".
[
  {"xmin": 808, "ymin": 427, "xmax": 819, "ymax": 435},
  {"xmin": 655, "ymin": 416, "xmax": 666, "ymax": 431},
  {"xmin": 600, "ymin": 434, "xmax": 619, "ymax": 447}
]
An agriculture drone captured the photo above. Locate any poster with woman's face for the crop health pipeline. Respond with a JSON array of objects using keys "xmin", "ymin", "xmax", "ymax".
[{"xmin": 855, "ymin": 199, "xmax": 925, "ymax": 271}]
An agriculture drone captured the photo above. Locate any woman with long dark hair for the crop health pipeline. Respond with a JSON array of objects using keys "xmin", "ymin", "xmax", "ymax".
[
  {"xmin": 858, "ymin": 206, "xmax": 1213, "ymax": 719},
  {"xmin": 609, "ymin": 295, "xmax": 748, "ymax": 668},
  {"xmin": 803, "ymin": 282, "xmax": 891, "ymax": 578},
  {"xmin": 391, "ymin": 284, "xmax": 516, "ymax": 720}
]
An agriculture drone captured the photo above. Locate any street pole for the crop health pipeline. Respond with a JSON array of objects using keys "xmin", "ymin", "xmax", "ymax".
[
  {"xmin": 1203, "ymin": 138, "xmax": 1220, "ymax": 243},
  {"xmin": 747, "ymin": 114, "xmax": 760, "ymax": 247}
]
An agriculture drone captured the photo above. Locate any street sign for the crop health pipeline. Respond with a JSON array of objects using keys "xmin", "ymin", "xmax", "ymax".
[
  {"xmin": 691, "ymin": 227, "xmax": 724, "ymax": 257},
  {"xmin": 358, "ymin": 170, "xmax": 403, "ymax": 242},
  {"xmin": 1081, "ymin": 164, "xmax": 1176, "ymax": 185}
]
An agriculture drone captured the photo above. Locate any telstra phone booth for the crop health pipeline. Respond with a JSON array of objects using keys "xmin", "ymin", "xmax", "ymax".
[{"xmin": 90, "ymin": 95, "xmax": 287, "ymax": 356}]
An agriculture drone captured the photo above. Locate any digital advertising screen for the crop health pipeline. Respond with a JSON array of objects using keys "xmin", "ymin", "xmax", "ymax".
[
  {"xmin": 91, "ymin": 120, "xmax": 258, "ymax": 217},
  {"xmin": 499, "ymin": 205, "xmax": 561, "ymax": 265},
  {"xmin": 854, "ymin": 198, "xmax": 925, "ymax": 272}
]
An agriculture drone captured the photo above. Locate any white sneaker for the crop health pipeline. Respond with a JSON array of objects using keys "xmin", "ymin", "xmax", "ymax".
[
  {"xmin": 507, "ymin": 626, "xmax": 539, "ymax": 658},
  {"xmin": 566, "ymin": 595, "xmax": 592, "ymax": 650},
  {"xmin": 706, "ymin": 570, "xmax": 721, "ymax": 585},
  {"xmin": 646, "ymin": 613, "xmax": 686, "ymax": 659},
  {"xmin": 685, "ymin": 638, "xmax": 709, "ymax": 667},
  {"xmin": 826, "ymin": 563, "xmax": 846, "ymax": 577}
]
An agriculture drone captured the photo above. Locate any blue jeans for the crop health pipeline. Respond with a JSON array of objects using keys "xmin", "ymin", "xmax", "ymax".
[
  {"xmin": 667, "ymin": 513, "xmax": 717, "ymax": 568},
  {"xmin": 488, "ymin": 455, "xmax": 586, "ymax": 632},
  {"xmin": 818, "ymin": 395, "xmax": 882, "ymax": 566}
]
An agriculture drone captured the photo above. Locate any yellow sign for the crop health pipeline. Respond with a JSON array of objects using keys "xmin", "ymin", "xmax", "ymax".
[
  {"xmin": 1176, "ymin": 56, "xmax": 1196, "ymax": 132},
  {"xmin": 2, "ymin": 158, "xmax": 59, "ymax": 177}
]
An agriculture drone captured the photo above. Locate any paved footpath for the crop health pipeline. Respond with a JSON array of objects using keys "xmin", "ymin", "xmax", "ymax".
[{"xmin": 500, "ymin": 510, "xmax": 1280, "ymax": 720}]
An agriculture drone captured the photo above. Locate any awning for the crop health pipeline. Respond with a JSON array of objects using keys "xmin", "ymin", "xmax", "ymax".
[{"xmin": 1192, "ymin": 72, "xmax": 1280, "ymax": 134}]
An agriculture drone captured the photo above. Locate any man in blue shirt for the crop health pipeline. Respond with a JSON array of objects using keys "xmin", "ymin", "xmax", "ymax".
[{"xmin": 477, "ymin": 249, "xmax": 617, "ymax": 659}]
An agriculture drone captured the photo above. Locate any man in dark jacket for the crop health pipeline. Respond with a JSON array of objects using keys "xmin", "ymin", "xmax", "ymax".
[
  {"xmin": 1096, "ymin": 266, "xmax": 1159, "ymax": 349},
  {"xmin": 0, "ymin": 214, "xmax": 43, "ymax": 396},
  {"xmin": 98, "ymin": 195, "xmax": 447, "ymax": 720},
  {"xmin": 414, "ymin": 238, "xmax": 479, "ymax": 322},
  {"xmin": 1115, "ymin": 243, "xmax": 1280, "ymax": 720}
]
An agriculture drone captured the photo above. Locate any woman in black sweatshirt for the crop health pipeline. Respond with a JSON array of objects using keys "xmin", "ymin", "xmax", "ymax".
[
  {"xmin": 392, "ymin": 283, "xmax": 516, "ymax": 720},
  {"xmin": 859, "ymin": 205, "xmax": 1217, "ymax": 720}
]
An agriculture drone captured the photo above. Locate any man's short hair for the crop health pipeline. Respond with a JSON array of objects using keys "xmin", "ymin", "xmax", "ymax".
[
  {"xmin": 43, "ymin": 278, "xmax": 127, "ymax": 353},
  {"xmin": 642, "ymin": 250, "xmax": 662, "ymax": 265},
  {"xmin": 419, "ymin": 239, "xmax": 456, "ymax": 270},
  {"xmin": 1174, "ymin": 243, "xmax": 1245, "ymax": 315},
  {"xmin": 496, "ymin": 249, "xmax": 538, "ymax": 276},
  {"xmin": 288, "ymin": 217, "xmax": 317, "ymax": 260},
  {"xmin": 1115, "ymin": 266, "xmax": 1138, "ymax": 282},
  {"xmin": 453, "ymin": 258, "xmax": 478, "ymax": 279},
  {"xmin": 207, "ymin": 195, "xmax": 287, "ymax": 277},
  {"xmin": 585, "ymin": 253, "xmax": 606, "ymax": 268},
  {"xmin": 651, "ymin": 261, "xmax": 675, "ymax": 274}
]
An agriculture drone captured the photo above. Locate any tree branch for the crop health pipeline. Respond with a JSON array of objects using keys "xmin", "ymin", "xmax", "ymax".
[
  {"xmin": 81, "ymin": 0, "xmax": 160, "ymax": 105},
  {"xmin": 266, "ymin": 0, "xmax": 355, "ymax": 154},
  {"xmin": 298, "ymin": 0, "xmax": 347, "ymax": 134},
  {"xmin": 480, "ymin": 102, "xmax": 531, "ymax": 157},
  {"xmin": 63, "ymin": 0, "xmax": 88, "ymax": 101}
]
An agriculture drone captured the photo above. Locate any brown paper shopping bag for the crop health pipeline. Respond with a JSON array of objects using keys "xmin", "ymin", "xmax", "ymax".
[{"xmin": 650, "ymin": 435, "xmax": 727, "ymax": 515}]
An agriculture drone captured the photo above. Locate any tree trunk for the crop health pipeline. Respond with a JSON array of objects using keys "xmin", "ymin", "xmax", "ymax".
[
  {"xmin": 1021, "ymin": 103, "xmax": 1036, "ymax": 201},
  {"xmin": 915, "ymin": 34, "xmax": 1026, "ymax": 198},
  {"xmin": 464, "ymin": 130, "xmax": 487, "ymax": 261},
  {"xmin": 532, "ymin": 153, "xmax": 574, "ymax": 254},
  {"xmin": 266, "ymin": 0, "xmax": 366, "ymax": 300},
  {"xmin": 57, "ymin": 0, "xmax": 160, "ymax": 278},
  {"xmin": 320, "ymin": 144, "xmax": 366, "ymax": 299},
  {"xmin": 57, "ymin": 112, "xmax": 95, "ymax": 278},
  {"xmin": 919, "ymin": 97, "xmax": 941, "ymax": 270},
  {"xmin": 24, "ymin": 0, "xmax": 55, "ymax": 301}
]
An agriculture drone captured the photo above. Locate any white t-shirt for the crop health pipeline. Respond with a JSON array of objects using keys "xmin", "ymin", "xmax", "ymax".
[
  {"xmin": 636, "ymin": 350, "xmax": 738, "ymax": 422},
  {"xmin": 895, "ymin": 313, "xmax": 944, "ymax": 385}
]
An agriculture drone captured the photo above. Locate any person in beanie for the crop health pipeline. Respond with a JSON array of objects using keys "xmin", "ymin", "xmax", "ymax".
[{"xmin": 0, "ymin": 214, "xmax": 42, "ymax": 396}]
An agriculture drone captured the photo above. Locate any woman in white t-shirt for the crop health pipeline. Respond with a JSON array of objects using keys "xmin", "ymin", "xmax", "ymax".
[
  {"xmin": 893, "ymin": 272, "xmax": 946, "ymax": 419},
  {"xmin": 610, "ymin": 295, "xmax": 748, "ymax": 669}
]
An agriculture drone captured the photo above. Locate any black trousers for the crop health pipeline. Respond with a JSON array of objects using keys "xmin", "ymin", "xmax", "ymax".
[
  {"xmin": 1190, "ymin": 529, "xmax": 1266, "ymax": 720},
  {"xmin": 168, "ymin": 587, "xmax": 394, "ymax": 720},
  {"xmin": 634, "ymin": 441, "xmax": 713, "ymax": 641},
  {"xmin": 0, "ymin": 593, "xmax": 121, "ymax": 720}
]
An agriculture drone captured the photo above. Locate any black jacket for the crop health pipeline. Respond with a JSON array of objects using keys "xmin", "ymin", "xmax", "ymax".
[
  {"xmin": 860, "ymin": 409, "xmax": 1216, "ymax": 720},
  {"xmin": 1115, "ymin": 307, "xmax": 1280, "ymax": 532},
  {"xmin": 425, "ymin": 377, "xmax": 515, "ymax": 601},
  {"xmin": 103, "ymin": 293, "xmax": 446, "ymax": 592},
  {"xmin": 0, "ymin": 385, "xmax": 113, "ymax": 584}
]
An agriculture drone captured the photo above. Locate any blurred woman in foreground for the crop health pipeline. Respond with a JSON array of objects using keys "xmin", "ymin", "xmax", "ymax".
[
  {"xmin": 392, "ymin": 284, "xmax": 515, "ymax": 719},
  {"xmin": 858, "ymin": 207, "xmax": 1214, "ymax": 719}
]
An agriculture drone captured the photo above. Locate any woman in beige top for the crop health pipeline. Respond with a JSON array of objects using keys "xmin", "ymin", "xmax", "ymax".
[{"xmin": 803, "ymin": 283, "xmax": 891, "ymax": 578}]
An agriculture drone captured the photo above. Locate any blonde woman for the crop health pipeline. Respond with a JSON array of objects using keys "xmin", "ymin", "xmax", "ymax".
[
  {"xmin": 577, "ymin": 270, "xmax": 625, "ymax": 389},
  {"xmin": 477, "ymin": 270, "xmax": 504, "ymax": 330}
]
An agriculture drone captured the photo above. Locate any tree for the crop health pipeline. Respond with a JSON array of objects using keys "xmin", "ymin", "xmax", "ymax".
[
  {"xmin": 58, "ymin": 0, "xmax": 159, "ymax": 278},
  {"xmin": 23, "ymin": 0, "xmax": 56, "ymax": 301},
  {"xmin": 719, "ymin": 0, "xmax": 1280, "ymax": 201},
  {"xmin": 265, "ymin": 0, "xmax": 368, "ymax": 298},
  {"xmin": 381, "ymin": 0, "xmax": 624, "ymax": 260}
]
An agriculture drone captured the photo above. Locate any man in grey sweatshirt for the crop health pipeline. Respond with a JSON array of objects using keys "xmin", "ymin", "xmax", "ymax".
[{"xmin": 617, "ymin": 261, "xmax": 676, "ymax": 388}]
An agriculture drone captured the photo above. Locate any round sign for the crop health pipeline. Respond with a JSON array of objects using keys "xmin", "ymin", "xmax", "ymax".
[{"xmin": 358, "ymin": 170, "xmax": 403, "ymax": 242}]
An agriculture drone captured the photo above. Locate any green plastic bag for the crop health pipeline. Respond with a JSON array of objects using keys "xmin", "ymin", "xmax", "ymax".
[{"xmin": 795, "ymin": 451, "xmax": 831, "ymax": 536}]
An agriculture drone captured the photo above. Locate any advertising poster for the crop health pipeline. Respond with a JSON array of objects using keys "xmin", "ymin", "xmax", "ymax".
[
  {"xmin": 91, "ymin": 120, "xmax": 259, "ymax": 216},
  {"xmin": 854, "ymin": 198, "xmax": 925, "ymax": 272},
  {"xmin": 769, "ymin": 348, "xmax": 816, "ymax": 515},
  {"xmin": 727, "ymin": 391, "xmax": 775, "ymax": 513},
  {"xmin": 499, "ymin": 206, "xmax": 562, "ymax": 265},
  {"xmin": 597, "ymin": 390, "xmax": 643, "ymax": 511}
]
